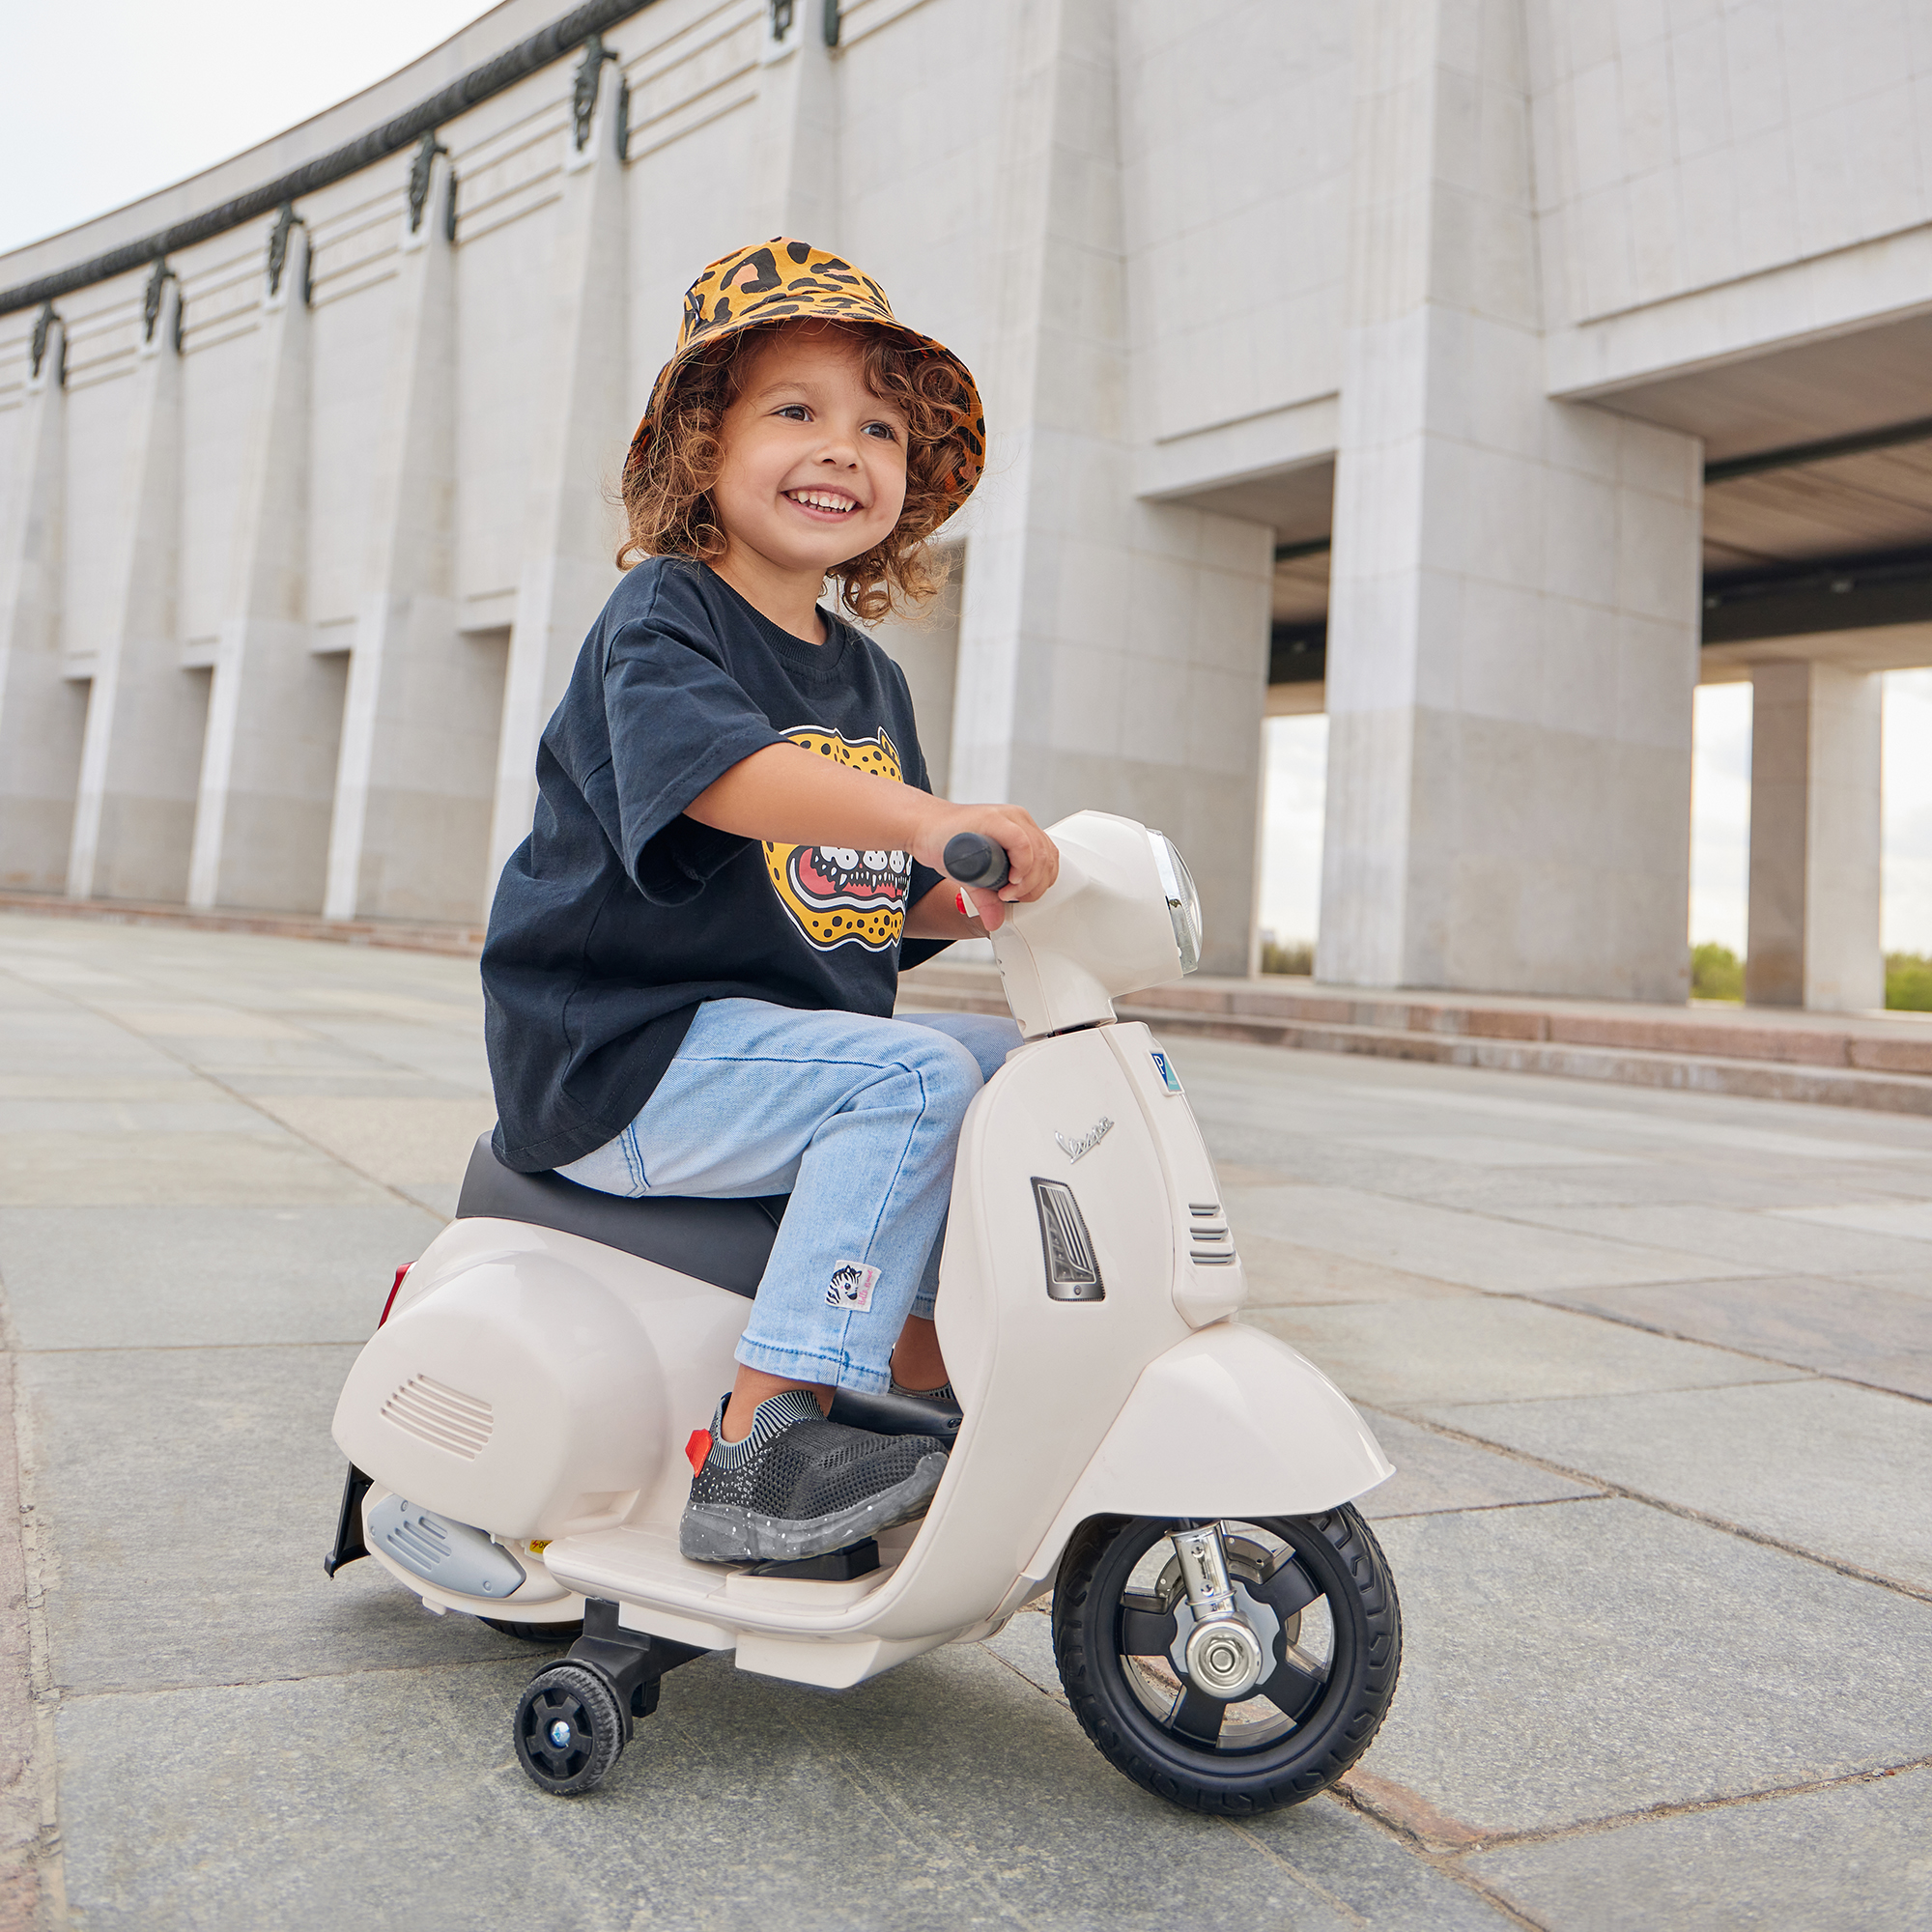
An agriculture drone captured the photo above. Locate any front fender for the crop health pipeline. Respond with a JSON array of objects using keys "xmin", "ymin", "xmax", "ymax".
[{"xmin": 1022, "ymin": 1323, "xmax": 1393, "ymax": 1580}]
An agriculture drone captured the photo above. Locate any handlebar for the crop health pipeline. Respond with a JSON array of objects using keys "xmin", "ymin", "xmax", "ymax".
[{"xmin": 943, "ymin": 832, "xmax": 1011, "ymax": 892}]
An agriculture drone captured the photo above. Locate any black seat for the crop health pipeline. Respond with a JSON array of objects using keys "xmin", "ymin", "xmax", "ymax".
[{"xmin": 454, "ymin": 1134, "xmax": 784, "ymax": 1299}]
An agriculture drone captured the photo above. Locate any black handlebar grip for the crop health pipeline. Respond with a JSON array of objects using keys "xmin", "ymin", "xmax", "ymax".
[{"xmin": 943, "ymin": 832, "xmax": 1011, "ymax": 892}]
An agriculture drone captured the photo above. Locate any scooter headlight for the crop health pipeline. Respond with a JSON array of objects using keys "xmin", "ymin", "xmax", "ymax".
[{"xmin": 1147, "ymin": 832, "xmax": 1203, "ymax": 976}]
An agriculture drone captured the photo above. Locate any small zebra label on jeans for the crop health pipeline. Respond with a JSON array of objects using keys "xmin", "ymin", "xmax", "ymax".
[{"xmin": 826, "ymin": 1259, "xmax": 881, "ymax": 1311}]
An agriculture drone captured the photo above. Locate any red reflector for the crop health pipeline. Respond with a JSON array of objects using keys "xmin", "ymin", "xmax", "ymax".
[
  {"xmin": 378, "ymin": 1264, "xmax": 411, "ymax": 1327},
  {"xmin": 685, "ymin": 1430, "xmax": 713, "ymax": 1475}
]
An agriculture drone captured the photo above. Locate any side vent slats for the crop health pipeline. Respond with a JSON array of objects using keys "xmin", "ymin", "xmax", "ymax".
[
  {"xmin": 1188, "ymin": 1200, "xmax": 1238, "ymax": 1267},
  {"xmin": 390, "ymin": 1517, "xmax": 451, "ymax": 1570},
  {"xmin": 381, "ymin": 1374, "xmax": 494, "ymax": 1460}
]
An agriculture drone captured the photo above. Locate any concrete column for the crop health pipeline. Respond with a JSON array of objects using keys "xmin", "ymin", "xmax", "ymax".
[
  {"xmin": 0, "ymin": 312, "xmax": 85, "ymax": 890},
  {"xmin": 745, "ymin": 0, "xmax": 838, "ymax": 242},
  {"xmin": 1316, "ymin": 0, "xmax": 1701, "ymax": 1000},
  {"xmin": 69, "ymin": 274, "xmax": 208, "ymax": 902},
  {"xmin": 488, "ymin": 54, "xmax": 628, "ymax": 891},
  {"xmin": 324, "ymin": 150, "xmax": 497, "ymax": 924},
  {"xmin": 190, "ymin": 218, "xmax": 344, "ymax": 912},
  {"xmin": 1746, "ymin": 661, "xmax": 1883, "ymax": 1011},
  {"xmin": 949, "ymin": 0, "xmax": 1271, "ymax": 974}
]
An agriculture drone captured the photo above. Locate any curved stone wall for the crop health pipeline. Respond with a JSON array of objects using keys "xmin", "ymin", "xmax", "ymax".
[{"xmin": 3, "ymin": 0, "xmax": 1927, "ymax": 1000}]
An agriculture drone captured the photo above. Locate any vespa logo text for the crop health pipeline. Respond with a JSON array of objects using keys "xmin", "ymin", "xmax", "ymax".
[{"xmin": 1054, "ymin": 1116, "xmax": 1115, "ymax": 1164}]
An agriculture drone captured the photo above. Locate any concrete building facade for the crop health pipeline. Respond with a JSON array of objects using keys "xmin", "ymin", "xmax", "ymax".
[{"xmin": 3, "ymin": 0, "xmax": 1929, "ymax": 999}]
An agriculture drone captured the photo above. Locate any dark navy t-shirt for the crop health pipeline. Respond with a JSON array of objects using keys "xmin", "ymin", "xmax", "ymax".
[{"xmin": 483, "ymin": 557, "xmax": 951, "ymax": 1172}]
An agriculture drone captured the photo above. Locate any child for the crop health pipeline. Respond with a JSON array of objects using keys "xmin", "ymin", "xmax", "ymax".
[{"xmin": 481, "ymin": 240, "xmax": 1058, "ymax": 1565}]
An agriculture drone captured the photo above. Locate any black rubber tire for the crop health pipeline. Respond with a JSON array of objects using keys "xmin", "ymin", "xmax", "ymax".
[
  {"xmin": 484, "ymin": 1617, "xmax": 583, "ymax": 1645},
  {"xmin": 513, "ymin": 1662, "xmax": 624, "ymax": 1796},
  {"xmin": 1054, "ymin": 1509, "xmax": 1401, "ymax": 1816}
]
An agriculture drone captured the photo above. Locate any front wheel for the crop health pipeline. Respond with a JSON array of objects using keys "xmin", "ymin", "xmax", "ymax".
[{"xmin": 1054, "ymin": 1508, "xmax": 1400, "ymax": 1815}]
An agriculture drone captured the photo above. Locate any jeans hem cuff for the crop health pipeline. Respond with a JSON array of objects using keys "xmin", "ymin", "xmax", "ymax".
[{"xmin": 733, "ymin": 1338, "xmax": 892, "ymax": 1396}]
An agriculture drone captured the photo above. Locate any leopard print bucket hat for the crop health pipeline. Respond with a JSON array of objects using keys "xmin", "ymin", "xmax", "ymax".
[{"xmin": 624, "ymin": 238, "xmax": 986, "ymax": 514}]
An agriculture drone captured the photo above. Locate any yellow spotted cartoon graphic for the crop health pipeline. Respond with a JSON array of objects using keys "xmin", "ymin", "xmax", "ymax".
[{"xmin": 764, "ymin": 728, "xmax": 914, "ymax": 952}]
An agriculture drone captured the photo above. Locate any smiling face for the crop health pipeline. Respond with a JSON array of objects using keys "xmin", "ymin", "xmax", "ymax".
[{"xmin": 710, "ymin": 322, "xmax": 911, "ymax": 588}]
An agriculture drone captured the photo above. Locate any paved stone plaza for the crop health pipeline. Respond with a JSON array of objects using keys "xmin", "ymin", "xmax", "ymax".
[{"xmin": 2, "ymin": 909, "xmax": 1929, "ymax": 1929}]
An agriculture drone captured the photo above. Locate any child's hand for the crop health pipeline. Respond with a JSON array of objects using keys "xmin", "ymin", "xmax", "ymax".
[
  {"xmin": 688, "ymin": 745, "xmax": 1057, "ymax": 933},
  {"xmin": 916, "ymin": 805, "xmax": 1058, "ymax": 932}
]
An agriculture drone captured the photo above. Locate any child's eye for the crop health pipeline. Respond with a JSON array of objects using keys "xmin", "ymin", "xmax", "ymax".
[
  {"xmin": 775, "ymin": 404, "xmax": 810, "ymax": 421},
  {"xmin": 864, "ymin": 421, "xmax": 900, "ymax": 442}
]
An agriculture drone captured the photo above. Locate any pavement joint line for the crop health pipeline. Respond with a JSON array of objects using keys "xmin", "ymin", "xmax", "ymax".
[
  {"xmin": 1215, "ymin": 1814, "xmax": 1374, "ymax": 1926},
  {"xmin": 1327, "ymin": 1757, "xmax": 1932, "ymax": 1925},
  {"xmin": 1324, "ymin": 1785, "xmax": 1551, "ymax": 1930},
  {"xmin": 1378, "ymin": 1408, "xmax": 1932, "ymax": 1605},
  {"xmin": 1246, "ymin": 1203, "xmax": 1932, "ymax": 1405},
  {"xmin": 1414, "ymin": 1366, "xmax": 1826, "ymax": 1401},
  {"xmin": 46, "ymin": 1652, "xmax": 563, "ymax": 1703},
  {"xmin": 1370, "ymin": 1492, "xmax": 1612, "ymax": 1520},
  {"xmin": 1, "ymin": 965, "xmax": 462, "ymax": 1223},
  {"xmin": 1253, "ymin": 1172, "xmax": 1931, "ymax": 1303},
  {"xmin": 781, "ymin": 1719, "xmax": 1044, "ymax": 1932},
  {"xmin": 1463, "ymin": 1194, "xmax": 1932, "ymax": 1279},
  {"xmin": 978, "ymin": 1635, "xmax": 1068, "ymax": 1708},
  {"xmin": 1469, "ymin": 1294, "xmax": 1932, "ymax": 1409},
  {"xmin": 1296, "ymin": 1228, "xmax": 1874, "ymax": 1393},
  {"xmin": 1428, "ymin": 1753, "xmax": 1932, "ymax": 1861}
]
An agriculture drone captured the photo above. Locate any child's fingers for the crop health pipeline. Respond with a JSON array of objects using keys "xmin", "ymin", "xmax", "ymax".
[
  {"xmin": 932, "ymin": 810, "xmax": 1056, "ymax": 905},
  {"xmin": 1000, "ymin": 831, "xmax": 1057, "ymax": 900}
]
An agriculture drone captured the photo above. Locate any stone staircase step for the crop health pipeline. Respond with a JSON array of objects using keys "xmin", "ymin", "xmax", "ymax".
[
  {"xmin": 1112, "ymin": 1004, "xmax": 1932, "ymax": 1117},
  {"xmin": 1131, "ymin": 979, "xmax": 1932, "ymax": 1075},
  {"xmin": 895, "ymin": 962, "xmax": 1932, "ymax": 1116},
  {"xmin": 0, "ymin": 891, "xmax": 485, "ymax": 957}
]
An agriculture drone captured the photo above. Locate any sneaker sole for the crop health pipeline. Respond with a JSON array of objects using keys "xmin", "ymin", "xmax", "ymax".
[{"xmin": 679, "ymin": 1451, "xmax": 948, "ymax": 1564}]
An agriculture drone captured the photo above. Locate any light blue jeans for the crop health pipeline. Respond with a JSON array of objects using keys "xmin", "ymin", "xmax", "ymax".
[{"xmin": 557, "ymin": 999, "xmax": 1022, "ymax": 1392}]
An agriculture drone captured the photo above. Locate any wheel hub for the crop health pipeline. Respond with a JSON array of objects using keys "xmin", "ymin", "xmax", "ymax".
[
  {"xmin": 548, "ymin": 1719, "xmax": 573, "ymax": 1749},
  {"xmin": 1163, "ymin": 1549, "xmax": 1284, "ymax": 1696},
  {"xmin": 1183, "ymin": 1614, "xmax": 1267, "ymax": 1699}
]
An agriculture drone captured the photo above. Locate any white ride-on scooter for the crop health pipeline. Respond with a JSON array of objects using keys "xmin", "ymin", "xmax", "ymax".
[{"xmin": 325, "ymin": 811, "xmax": 1401, "ymax": 1812}]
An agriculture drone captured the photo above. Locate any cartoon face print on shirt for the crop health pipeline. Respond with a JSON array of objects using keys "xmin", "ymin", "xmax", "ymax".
[{"xmin": 762, "ymin": 727, "xmax": 913, "ymax": 952}]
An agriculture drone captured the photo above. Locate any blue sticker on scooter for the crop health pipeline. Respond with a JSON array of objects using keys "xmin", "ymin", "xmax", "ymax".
[{"xmin": 1151, "ymin": 1050, "xmax": 1182, "ymax": 1094}]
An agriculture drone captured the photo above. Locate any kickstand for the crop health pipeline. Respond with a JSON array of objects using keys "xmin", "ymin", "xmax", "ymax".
[{"xmin": 324, "ymin": 1463, "xmax": 373, "ymax": 1577}]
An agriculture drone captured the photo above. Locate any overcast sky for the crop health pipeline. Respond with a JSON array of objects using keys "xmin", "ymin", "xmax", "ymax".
[{"xmin": 0, "ymin": 0, "xmax": 488, "ymax": 257}]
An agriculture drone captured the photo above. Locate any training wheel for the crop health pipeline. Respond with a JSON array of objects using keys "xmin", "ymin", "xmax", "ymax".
[{"xmin": 514, "ymin": 1662, "xmax": 624, "ymax": 1796}]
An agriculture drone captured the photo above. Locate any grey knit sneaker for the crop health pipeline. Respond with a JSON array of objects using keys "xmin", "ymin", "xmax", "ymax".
[{"xmin": 679, "ymin": 1389, "xmax": 950, "ymax": 1565}]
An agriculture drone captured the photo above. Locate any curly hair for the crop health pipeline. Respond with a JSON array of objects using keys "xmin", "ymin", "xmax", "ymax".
[{"xmin": 617, "ymin": 320, "xmax": 979, "ymax": 624}]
